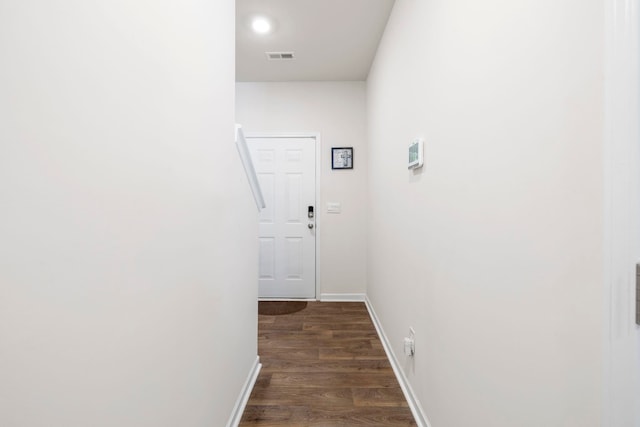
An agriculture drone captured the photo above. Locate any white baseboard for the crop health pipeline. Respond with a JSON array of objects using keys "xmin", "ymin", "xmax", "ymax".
[
  {"xmin": 320, "ymin": 293, "xmax": 366, "ymax": 302},
  {"xmin": 365, "ymin": 297, "xmax": 431, "ymax": 427},
  {"xmin": 226, "ymin": 356, "xmax": 261, "ymax": 427}
]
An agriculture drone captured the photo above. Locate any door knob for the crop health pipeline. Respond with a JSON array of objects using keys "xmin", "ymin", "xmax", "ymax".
[{"xmin": 308, "ymin": 223, "xmax": 314, "ymax": 229}]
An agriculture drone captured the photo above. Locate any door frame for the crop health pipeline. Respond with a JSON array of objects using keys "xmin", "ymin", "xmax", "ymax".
[
  {"xmin": 603, "ymin": 0, "xmax": 640, "ymax": 425},
  {"xmin": 245, "ymin": 132, "xmax": 322, "ymax": 301}
]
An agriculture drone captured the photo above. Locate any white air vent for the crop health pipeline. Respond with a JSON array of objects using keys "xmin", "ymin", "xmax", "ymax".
[{"xmin": 265, "ymin": 51, "xmax": 295, "ymax": 60}]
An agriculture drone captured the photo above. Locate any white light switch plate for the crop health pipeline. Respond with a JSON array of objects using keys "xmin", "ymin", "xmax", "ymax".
[{"xmin": 327, "ymin": 202, "xmax": 341, "ymax": 214}]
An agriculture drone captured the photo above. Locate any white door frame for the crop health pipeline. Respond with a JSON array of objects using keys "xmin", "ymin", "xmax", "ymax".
[
  {"xmin": 246, "ymin": 132, "xmax": 322, "ymax": 301},
  {"xmin": 603, "ymin": 0, "xmax": 640, "ymax": 425}
]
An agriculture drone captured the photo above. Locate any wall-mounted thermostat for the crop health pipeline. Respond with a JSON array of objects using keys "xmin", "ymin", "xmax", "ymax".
[{"xmin": 408, "ymin": 138, "xmax": 424, "ymax": 169}]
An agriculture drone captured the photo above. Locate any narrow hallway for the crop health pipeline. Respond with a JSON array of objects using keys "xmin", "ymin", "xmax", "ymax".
[{"xmin": 240, "ymin": 302, "xmax": 416, "ymax": 426}]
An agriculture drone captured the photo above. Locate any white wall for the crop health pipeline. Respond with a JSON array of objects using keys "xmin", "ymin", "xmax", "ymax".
[
  {"xmin": 0, "ymin": 2, "xmax": 258, "ymax": 426},
  {"xmin": 236, "ymin": 82, "xmax": 367, "ymax": 297},
  {"xmin": 367, "ymin": 1, "xmax": 604, "ymax": 426}
]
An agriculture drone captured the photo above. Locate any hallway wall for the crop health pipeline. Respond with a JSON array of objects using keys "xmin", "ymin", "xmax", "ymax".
[
  {"xmin": 0, "ymin": 2, "xmax": 258, "ymax": 426},
  {"xmin": 366, "ymin": 1, "xmax": 604, "ymax": 426},
  {"xmin": 236, "ymin": 82, "xmax": 368, "ymax": 297}
]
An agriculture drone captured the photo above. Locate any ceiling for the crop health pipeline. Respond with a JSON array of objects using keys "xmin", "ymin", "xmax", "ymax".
[{"xmin": 236, "ymin": 0, "xmax": 396, "ymax": 82}]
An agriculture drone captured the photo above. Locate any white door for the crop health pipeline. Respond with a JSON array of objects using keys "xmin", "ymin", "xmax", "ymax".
[{"xmin": 247, "ymin": 137, "xmax": 316, "ymax": 298}]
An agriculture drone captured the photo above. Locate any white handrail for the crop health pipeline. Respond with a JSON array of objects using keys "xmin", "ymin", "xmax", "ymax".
[{"xmin": 235, "ymin": 124, "xmax": 266, "ymax": 211}]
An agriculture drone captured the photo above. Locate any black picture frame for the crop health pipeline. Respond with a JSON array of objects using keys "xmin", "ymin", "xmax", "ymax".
[{"xmin": 331, "ymin": 147, "xmax": 353, "ymax": 169}]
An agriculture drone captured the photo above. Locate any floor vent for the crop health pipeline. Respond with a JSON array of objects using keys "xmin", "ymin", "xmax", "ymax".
[{"xmin": 265, "ymin": 51, "xmax": 295, "ymax": 60}]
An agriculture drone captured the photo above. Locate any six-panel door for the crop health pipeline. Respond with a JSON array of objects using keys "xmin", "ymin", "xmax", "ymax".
[{"xmin": 247, "ymin": 137, "xmax": 316, "ymax": 298}]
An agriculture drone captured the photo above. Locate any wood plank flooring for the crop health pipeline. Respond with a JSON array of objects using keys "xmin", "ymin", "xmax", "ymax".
[{"xmin": 239, "ymin": 302, "xmax": 417, "ymax": 427}]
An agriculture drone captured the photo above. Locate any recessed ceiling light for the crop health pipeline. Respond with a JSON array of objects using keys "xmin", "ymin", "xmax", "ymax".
[{"xmin": 251, "ymin": 17, "xmax": 272, "ymax": 35}]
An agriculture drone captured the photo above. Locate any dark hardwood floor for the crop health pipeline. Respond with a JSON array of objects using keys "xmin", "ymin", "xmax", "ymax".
[{"xmin": 239, "ymin": 302, "xmax": 417, "ymax": 427}]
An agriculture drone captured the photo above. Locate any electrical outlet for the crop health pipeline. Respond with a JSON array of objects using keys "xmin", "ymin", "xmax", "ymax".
[
  {"xmin": 404, "ymin": 327, "xmax": 416, "ymax": 357},
  {"xmin": 404, "ymin": 337, "xmax": 415, "ymax": 356}
]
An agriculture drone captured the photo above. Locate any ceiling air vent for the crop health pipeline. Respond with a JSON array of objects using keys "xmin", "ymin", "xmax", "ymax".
[{"xmin": 265, "ymin": 51, "xmax": 295, "ymax": 60}]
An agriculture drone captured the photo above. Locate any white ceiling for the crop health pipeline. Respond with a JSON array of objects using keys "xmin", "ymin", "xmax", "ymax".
[{"xmin": 236, "ymin": 0, "xmax": 396, "ymax": 82}]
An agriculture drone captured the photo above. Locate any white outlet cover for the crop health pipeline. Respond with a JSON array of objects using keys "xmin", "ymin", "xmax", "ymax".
[{"xmin": 404, "ymin": 337, "xmax": 415, "ymax": 356}]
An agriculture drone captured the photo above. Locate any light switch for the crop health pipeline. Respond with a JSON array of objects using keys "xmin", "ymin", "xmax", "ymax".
[{"xmin": 327, "ymin": 202, "xmax": 341, "ymax": 214}]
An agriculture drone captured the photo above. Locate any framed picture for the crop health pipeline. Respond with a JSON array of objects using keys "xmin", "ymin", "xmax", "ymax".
[{"xmin": 332, "ymin": 147, "xmax": 353, "ymax": 169}]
